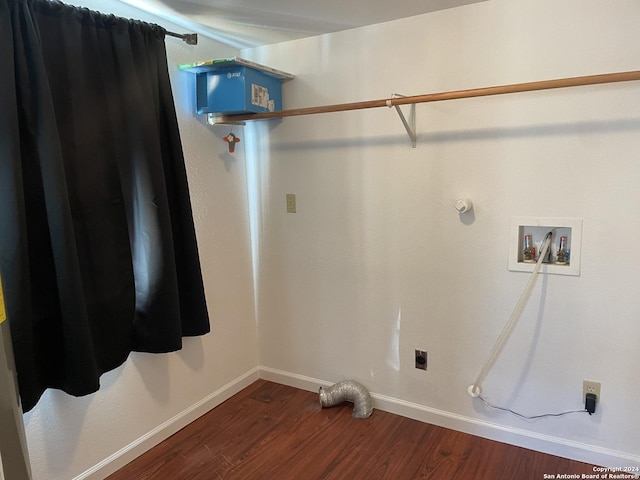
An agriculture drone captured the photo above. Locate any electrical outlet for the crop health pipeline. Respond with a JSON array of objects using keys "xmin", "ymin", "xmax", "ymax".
[
  {"xmin": 415, "ymin": 349, "xmax": 427, "ymax": 370},
  {"xmin": 583, "ymin": 380, "xmax": 601, "ymax": 403}
]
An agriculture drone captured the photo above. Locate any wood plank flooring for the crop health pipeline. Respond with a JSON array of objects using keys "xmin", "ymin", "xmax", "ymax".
[{"xmin": 106, "ymin": 380, "xmax": 597, "ymax": 479}]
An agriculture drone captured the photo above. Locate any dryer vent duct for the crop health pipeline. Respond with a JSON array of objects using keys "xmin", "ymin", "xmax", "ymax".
[{"xmin": 319, "ymin": 380, "xmax": 373, "ymax": 419}]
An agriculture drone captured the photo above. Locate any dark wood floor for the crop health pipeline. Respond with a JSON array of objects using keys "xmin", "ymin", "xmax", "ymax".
[{"xmin": 106, "ymin": 380, "xmax": 596, "ymax": 479}]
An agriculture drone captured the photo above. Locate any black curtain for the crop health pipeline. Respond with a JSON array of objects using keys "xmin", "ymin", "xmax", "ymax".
[{"xmin": 0, "ymin": 0, "xmax": 209, "ymax": 412}]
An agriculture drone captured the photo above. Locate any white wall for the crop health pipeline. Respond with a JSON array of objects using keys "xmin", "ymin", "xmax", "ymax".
[
  {"xmin": 17, "ymin": 0, "xmax": 640, "ymax": 477},
  {"xmin": 21, "ymin": 2, "xmax": 259, "ymax": 480},
  {"xmin": 243, "ymin": 0, "xmax": 640, "ymax": 466}
]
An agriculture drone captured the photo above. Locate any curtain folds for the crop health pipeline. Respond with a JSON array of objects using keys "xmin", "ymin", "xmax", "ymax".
[{"xmin": 0, "ymin": 0, "xmax": 209, "ymax": 412}]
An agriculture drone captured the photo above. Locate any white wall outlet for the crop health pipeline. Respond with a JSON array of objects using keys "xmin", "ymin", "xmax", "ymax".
[
  {"xmin": 583, "ymin": 380, "xmax": 601, "ymax": 403},
  {"xmin": 508, "ymin": 217, "xmax": 583, "ymax": 276}
]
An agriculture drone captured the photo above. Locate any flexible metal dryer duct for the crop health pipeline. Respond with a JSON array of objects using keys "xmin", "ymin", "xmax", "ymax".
[{"xmin": 319, "ymin": 380, "xmax": 373, "ymax": 419}]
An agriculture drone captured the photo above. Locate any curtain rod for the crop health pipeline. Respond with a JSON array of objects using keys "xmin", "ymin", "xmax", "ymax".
[
  {"xmin": 212, "ymin": 69, "xmax": 640, "ymax": 123},
  {"xmin": 166, "ymin": 31, "xmax": 198, "ymax": 45}
]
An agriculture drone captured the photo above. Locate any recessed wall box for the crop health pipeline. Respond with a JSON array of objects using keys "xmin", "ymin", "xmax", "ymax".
[
  {"xmin": 508, "ymin": 217, "xmax": 583, "ymax": 276},
  {"xmin": 178, "ymin": 57, "xmax": 294, "ymax": 116}
]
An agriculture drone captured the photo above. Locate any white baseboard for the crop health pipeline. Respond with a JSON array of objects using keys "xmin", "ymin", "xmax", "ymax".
[
  {"xmin": 74, "ymin": 367, "xmax": 260, "ymax": 480},
  {"xmin": 259, "ymin": 366, "xmax": 640, "ymax": 469},
  {"xmin": 73, "ymin": 365, "xmax": 639, "ymax": 480}
]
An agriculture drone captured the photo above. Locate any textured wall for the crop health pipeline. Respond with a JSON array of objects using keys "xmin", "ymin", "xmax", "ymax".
[
  {"xmin": 244, "ymin": 0, "xmax": 640, "ymax": 465},
  {"xmin": 17, "ymin": 0, "xmax": 640, "ymax": 477}
]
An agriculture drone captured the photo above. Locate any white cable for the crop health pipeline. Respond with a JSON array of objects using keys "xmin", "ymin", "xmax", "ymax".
[{"xmin": 468, "ymin": 232, "xmax": 553, "ymax": 397}]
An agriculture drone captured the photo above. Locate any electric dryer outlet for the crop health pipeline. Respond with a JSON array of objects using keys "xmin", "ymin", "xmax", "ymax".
[{"xmin": 415, "ymin": 349, "xmax": 427, "ymax": 370}]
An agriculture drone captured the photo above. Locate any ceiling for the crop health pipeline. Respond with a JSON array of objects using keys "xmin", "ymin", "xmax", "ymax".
[{"xmin": 118, "ymin": 0, "xmax": 485, "ymax": 48}]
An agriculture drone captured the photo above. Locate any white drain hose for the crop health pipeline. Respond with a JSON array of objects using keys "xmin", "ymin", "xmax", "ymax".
[{"xmin": 468, "ymin": 231, "xmax": 553, "ymax": 397}]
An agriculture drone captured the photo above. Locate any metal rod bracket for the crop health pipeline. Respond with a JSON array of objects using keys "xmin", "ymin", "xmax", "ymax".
[
  {"xmin": 166, "ymin": 31, "xmax": 198, "ymax": 45},
  {"xmin": 389, "ymin": 94, "xmax": 417, "ymax": 148}
]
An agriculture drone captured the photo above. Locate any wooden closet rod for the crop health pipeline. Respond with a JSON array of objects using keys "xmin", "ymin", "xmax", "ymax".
[{"xmin": 214, "ymin": 69, "xmax": 640, "ymax": 123}]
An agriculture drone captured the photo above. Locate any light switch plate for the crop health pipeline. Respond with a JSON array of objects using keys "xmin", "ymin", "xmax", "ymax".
[{"xmin": 286, "ymin": 193, "xmax": 296, "ymax": 213}]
